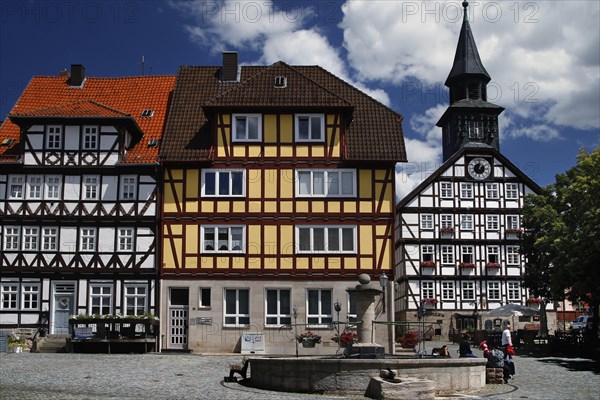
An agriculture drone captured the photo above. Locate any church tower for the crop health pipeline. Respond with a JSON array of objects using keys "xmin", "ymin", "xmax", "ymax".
[{"xmin": 437, "ymin": 1, "xmax": 504, "ymax": 161}]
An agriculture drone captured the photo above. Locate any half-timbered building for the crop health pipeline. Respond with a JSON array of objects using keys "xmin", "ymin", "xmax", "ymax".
[
  {"xmin": 0, "ymin": 66, "xmax": 175, "ymax": 334},
  {"xmin": 394, "ymin": 4, "xmax": 550, "ymax": 337},
  {"xmin": 159, "ymin": 53, "xmax": 406, "ymax": 353}
]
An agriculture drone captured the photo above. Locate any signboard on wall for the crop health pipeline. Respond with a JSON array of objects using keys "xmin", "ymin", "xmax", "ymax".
[{"xmin": 241, "ymin": 333, "xmax": 265, "ymax": 354}]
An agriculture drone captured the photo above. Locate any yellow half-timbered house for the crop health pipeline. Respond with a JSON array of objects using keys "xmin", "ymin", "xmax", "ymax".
[{"xmin": 159, "ymin": 53, "xmax": 406, "ymax": 353}]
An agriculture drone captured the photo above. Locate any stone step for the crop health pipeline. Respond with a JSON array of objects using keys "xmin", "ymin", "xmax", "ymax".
[{"xmin": 37, "ymin": 336, "xmax": 68, "ymax": 353}]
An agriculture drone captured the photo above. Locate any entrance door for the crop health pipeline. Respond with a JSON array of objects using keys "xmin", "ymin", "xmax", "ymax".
[
  {"xmin": 168, "ymin": 288, "xmax": 189, "ymax": 349},
  {"xmin": 53, "ymin": 283, "xmax": 75, "ymax": 334}
]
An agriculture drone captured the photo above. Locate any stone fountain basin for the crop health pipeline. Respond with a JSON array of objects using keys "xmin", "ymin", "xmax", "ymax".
[{"xmin": 248, "ymin": 356, "xmax": 486, "ymax": 395}]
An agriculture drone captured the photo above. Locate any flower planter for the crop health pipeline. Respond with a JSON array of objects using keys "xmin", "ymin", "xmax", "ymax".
[
  {"xmin": 424, "ymin": 303, "xmax": 435, "ymax": 310},
  {"xmin": 301, "ymin": 340, "xmax": 316, "ymax": 348},
  {"xmin": 10, "ymin": 346, "xmax": 22, "ymax": 353}
]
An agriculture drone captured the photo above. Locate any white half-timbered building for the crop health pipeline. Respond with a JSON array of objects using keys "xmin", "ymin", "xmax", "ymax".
[
  {"xmin": 0, "ymin": 66, "xmax": 175, "ymax": 334},
  {"xmin": 394, "ymin": 3, "xmax": 547, "ymax": 337}
]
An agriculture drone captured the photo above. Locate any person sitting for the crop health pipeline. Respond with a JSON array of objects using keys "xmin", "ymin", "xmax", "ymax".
[
  {"xmin": 484, "ymin": 343, "xmax": 511, "ymax": 383},
  {"xmin": 439, "ymin": 345, "xmax": 451, "ymax": 357},
  {"xmin": 459, "ymin": 333, "xmax": 477, "ymax": 358}
]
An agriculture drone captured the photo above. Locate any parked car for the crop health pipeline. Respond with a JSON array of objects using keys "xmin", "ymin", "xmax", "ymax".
[{"xmin": 571, "ymin": 316, "xmax": 593, "ymax": 332}]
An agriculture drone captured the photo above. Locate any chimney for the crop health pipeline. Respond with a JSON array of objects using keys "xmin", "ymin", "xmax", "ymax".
[
  {"xmin": 69, "ymin": 64, "xmax": 85, "ymax": 86},
  {"xmin": 221, "ymin": 52, "xmax": 238, "ymax": 82}
]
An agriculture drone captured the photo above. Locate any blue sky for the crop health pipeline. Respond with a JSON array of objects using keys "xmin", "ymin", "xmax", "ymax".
[{"xmin": 1, "ymin": 1, "xmax": 598, "ymax": 199}]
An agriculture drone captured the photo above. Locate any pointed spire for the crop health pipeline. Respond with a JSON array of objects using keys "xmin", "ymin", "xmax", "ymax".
[{"xmin": 445, "ymin": 1, "xmax": 491, "ymax": 87}]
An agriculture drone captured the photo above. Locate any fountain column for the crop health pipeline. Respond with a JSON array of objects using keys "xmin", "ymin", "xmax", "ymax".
[{"xmin": 346, "ymin": 273, "xmax": 385, "ymax": 358}]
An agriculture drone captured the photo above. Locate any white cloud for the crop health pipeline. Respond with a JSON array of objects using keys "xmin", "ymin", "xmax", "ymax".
[{"xmin": 506, "ymin": 124, "xmax": 562, "ymax": 142}]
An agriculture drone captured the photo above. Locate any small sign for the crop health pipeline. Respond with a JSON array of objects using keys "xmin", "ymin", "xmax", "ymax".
[
  {"xmin": 196, "ymin": 317, "xmax": 212, "ymax": 325},
  {"xmin": 241, "ymin": 333, "xmax": 265, "ymax": 354}
]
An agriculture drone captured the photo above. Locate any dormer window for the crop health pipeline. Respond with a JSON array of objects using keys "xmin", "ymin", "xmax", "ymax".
[
  {"xmin": 141, "ymin": 110, "xmax": 154, "ymax": 118},
  {"xmin": 274, "ymin": 76, "xmax": 287, "ymax": 88}
]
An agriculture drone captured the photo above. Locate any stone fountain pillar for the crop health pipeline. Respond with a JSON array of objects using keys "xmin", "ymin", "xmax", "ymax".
[{"xmin": 346, "ymin": 273, "xmax": 385, "ymax": 358}]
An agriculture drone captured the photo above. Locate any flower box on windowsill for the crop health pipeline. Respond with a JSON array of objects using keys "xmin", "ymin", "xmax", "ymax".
[
  {"xmin": 527, "ymin": 298, "xmax": 543, "ymax": 304},
  {"xmin": 420, "ymin": 260, "xmax": 436, "ymax": 268},
  {"xmin": 440, "ymin": 227, "xmax": 455, "ymax": 235},
  {"xmin": 459, "ymin": 262, "xmax": 476, "ymax": 268},
  {"xmin": 505, "ymin": 229, "xmax": 522, "ymax": 236},
  {"xmin": 486, "ymin": 262, "xmax": 501, "ymax": 269},
  {"xmin": 422, "ymin": 298, "xmax": 437, "ymax": 309}
]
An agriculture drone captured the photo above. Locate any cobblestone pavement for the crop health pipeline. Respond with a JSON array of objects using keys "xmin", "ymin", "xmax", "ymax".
[{"xmin": 1, "ymin": 343, "xmax": 598, "ymax": 400}]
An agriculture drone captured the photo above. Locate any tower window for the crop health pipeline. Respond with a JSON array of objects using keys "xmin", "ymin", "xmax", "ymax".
[
  {"xmin": 468, "ymin": 121, "xmax": 484, "ymax": 139},
  {"xmin": 468, "ymin": 83, "xmax": 480, "ymax": 100}
]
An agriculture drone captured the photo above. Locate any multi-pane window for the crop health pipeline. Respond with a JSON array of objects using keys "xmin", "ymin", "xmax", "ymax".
[
  {"xmin": 118, "ymin": 228, "xmax": 134, "ymax": 251},
  {"xmin": 461, "ymin": 246, "xmax": 474, "ymax": 264},
  {"xmin": 348, "ymin": 292, "xmax": 358, "ymax": 322},
  {"xmin": 486, "ymin": 215, "xmax": 499, "ymax": 230},
  {"xmin": 420, "ymin": 214, "xmax": 433, "ymax": 230},
  {"xmin": 45, "ymin": 176, "xmax": 61, "ymax": 200},
  {"xmin": 124, "ymin": 284, "xmax": 147, "ymax": 315},
  {"xmin": 83, "ymin": 126, "xmax": 98, "ymax": 150},
  {"xmin": 507, "ymin": 282, "xmax": 521, "ymax": 301},
  {"xmin": 9, "ymin": 176, "xmax": 24, "ymax": 199},
  {"xmin": 296, "ymin": 170, "xmax": 356, "ymax": 197},
  {"xmin": 487, "ymin": 282, "xmax": 501, "ymax": 301},
  {"xmin": 233, "ymin": 114, "xmax": 261, "ymax": 141},
  {"xmin": 422, "ymin": 245, "xmax": 434, "ymax": 262},
  {"xmin": 80, "ymin": 228, "xmax": 96, "ymax": 251},
  {"xmin": 83, "ymin": 176, "xmax": 99, "ymax": 200},
  {"xmin": 441, "ymin": 245, "xmax": 454, "ymax": 265},
  {"xmin": 47, "ymin": 126, "xmax": 62, "ymax": 149},
  {"xmin": 120, "ymin": 176, "xmax": 136, "ymax": 200},
  {"xmin": 296, "ymin": 226, "xmax": 356, "ymax": 253},
  {"xmin": 440, "ymin": 214, "xmax": 453, "ymax": 229},
  {"xmin": 90, "ymin": 284, "xmax": 112, "ymax": 315},
  {"xmin": 507, "ymin": 246, "xmax": 520, "ymax": 265},
  {"xmin": 265, "ymin": 288, "xmax": 291, "ymax": 326},
  {"xmin": 468, "ymin": 120, "xmax": 484, "ymax": 139},
  {"xmin": 506, "ymin": 215, "xmax": 520, "ymax": 230},
  {"xmin": 42, "ymin": 228, "xmax": 58, "ymax": 251},
  {"xmin": 1, "ymin": 283, "xmax": 18, "ymax": 310},
  {"xmin": 23, "ymin": 227, "xmax": 39, "ymax": 251},
  {"xmin": 462, "ymin": 282, "xmax": 475, "ymax": 301},
  {"xmin": 28, "ymin": 176, "xmax": 43, "ymax": 199},
  {"xmin": 202, "ymin": 170, "xmax": 245, "ymax": 197},
  {"xmin": 22, "ymin": 283, "xmax": 40, "ymax": 310},
  {"xmin": 505, "ymin": 183, "xmax": 519, "ymax": 200},
  {"xmin": 441, "ymin": 282, "xmax": 455, "ymax": 300},
  {"xmin": 460, "ymin": 215, "xmax": 473, "ymax": 230},
  {"xmin": 460, "ymin": 183, "xmax": 473, "ymax": 198},
  {"xmin": 440, "ymin": 182, "xmax": 453, "ymax": 198},
  {"xmin": 422, "ymin": 281, "xmax": 435, "ymax": 299},
  {"xmin": 486, "ymin": 183, "xmax": 499, "ymax": 199},
  {"xmin": 202, "ymin": 226, "xmax": 245, "ymax": 253},
  {"xmin": 198, "ymin": 288, "xmax": 211, "ymax": 308},
  {"xmin": 487, "ymin": 246, "xmax": 500, "ymax": 263},
  {"xmin": 224, "ymin": 288, "xmax": 250, "ymax": 326},
  {"xmin": 4, "ymin": 227, "xmax": 20, "ymax": 250},
  {"xmin": 295, "ymin": 114, "xmax": 324, "ymax": 141},
  {"xmin": 307, "ymin": 289, "xmax": 332, "ymax": 325}
]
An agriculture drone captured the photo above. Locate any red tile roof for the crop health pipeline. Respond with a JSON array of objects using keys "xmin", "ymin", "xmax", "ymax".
[{"xmin": 0, "ymin": 75, "xmax": 175, "ymax": 163}]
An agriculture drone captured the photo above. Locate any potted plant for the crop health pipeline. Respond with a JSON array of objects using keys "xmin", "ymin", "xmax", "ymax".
[
  {"xmin": 331, "ymin": 330, "xmax": 358, "ymax": 348},
  {"xmin": 422, "ymin": 297, "xmax": 437, "ymax": 309},
  {"xmin": 397, "ymin": 332, "xmax": 418, "ymax": 349},
  {"xmin": 8, "ymin": 334, "xmax": 27, "ymax": 353},
  {"xmin": 296, "ymin": 331, "xmax": 322, "ymax": 348},
  {"xmin": 420, "ymin": 260, "xmax": 436, "ymax": 268}
]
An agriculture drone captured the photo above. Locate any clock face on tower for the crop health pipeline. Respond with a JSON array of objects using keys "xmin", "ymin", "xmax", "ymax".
[{"xmin": 467, "ymin": 157, "xmax": 492, "ymax": 180}]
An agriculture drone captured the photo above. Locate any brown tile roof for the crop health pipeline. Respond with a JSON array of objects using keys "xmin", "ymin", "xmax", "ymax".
[
  {"xmin": 0, "ymin": 75, "xmax": 175, "ymax": 164},
  {"xmin": 160, "ymin": 62, "xmax": 406, "ymax": 162}
]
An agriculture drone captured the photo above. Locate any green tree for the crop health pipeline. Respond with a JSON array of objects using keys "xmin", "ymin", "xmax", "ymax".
[{"xmin": 522, "ymin": 148, "xmax": 600, "ymax": 340}]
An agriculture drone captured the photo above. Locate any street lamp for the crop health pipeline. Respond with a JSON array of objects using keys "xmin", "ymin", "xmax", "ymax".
[{"xmin": 379, "ymin": 272, "xmax": 389, "ymax": 312}]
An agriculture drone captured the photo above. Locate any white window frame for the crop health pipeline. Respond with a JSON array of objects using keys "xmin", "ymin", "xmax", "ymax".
[
  {"xmin": 507, "ymin": 281, "xmax": 521, "ymax": 302},
  {"xmin": 441, "ymin": 282, "xmax": 455, "ymax": 301},
  {"xmin": 83, "ymin": 175, "xmax": 100, "ymax": 200},
  {"xmin": 307, "ymin": 288, "xmax": 333, "ymax": 326},
  {"xmin": 462, "ymin": 281, "xmax": 475, "ymax": 301},
  {"xmin": 420, "ymin": 214, "xmax": 434, "ymax": 230},
  {"xmin": 118, "ymin": 228, "xmax": 134, "ymax": 252},
  {"xmin": 506, "ymin": 246, "xmax": 520, "ymax": 265},
  {"xmin": 440, "ymin": 214, "xmax": 453, "ymax": 229},
  {"xmin": 22, "ymin": 227, "xmax": 39, "ymax": 251},
  {"xmin": 440, "ymin": 182, "xmax": 453, "ymax": 198},
  {"xmin": 80, "ymin": 228, "xmax": 97, "ymax": 252},
  {"xmin": 460, "ymin": 182, "xmax": 473, "ymax": 199},
  {"xmin": 47, "ymin": 125, "xmax": 62, "ymax": 149},
  {"xmin": 232, "ymin": 114, "xmax": 262, "ymax": 142},
  {"xmin": 441, "ymin": 245, "xmax": 454, "ymax": 265},
  {"xmin": 201, "ymin": 169, "xmax": 246, "ymax": 197},
  {"xmin": 296, "ymin": 169, "xmax": 357, "ymax": 198},
  {"xmin": 21, "ymin": 282, "xmax": 41, "ymax": 310},
  {"xmin": 505, "ymin": 183, "xmax": 519, "ymax": 200},
  {"xmin": 461, "ymin": 245, "xmax": 474, "ymax": 264},
  {"xmin": 45, "ymin": 176, "xmax": 61, "ymax": 200},
  {"xmin": 506, "ymin": 215, "xmax": 520, "ymax": 230},
  {"xmin": 120, "ymin": 176, "xmax": 137, "ymax": 200},
  {"xmin": 1, "ymin": 283, "xmax": 19, "ymax": 310},
  {"xmin": 27, "ymin": 175, "xmax": 43, "ymax": 199},
  {"xmin": 487, "ymin": 246, "xmax": 500, "ymax": 263},
  {"xmin": 224, "ymin": 288, "xmax": 250, "ymax": 327},
  {"xmin": 265, "ymin": 288, "xmax": 292, "ymax": 327},
  {"xmin": 295, "ymin": 225, "xmax": 357, "ymax": 254},
  {"xmin": 486, "ymin": 182, "xmax": 499, "ymax": 199},
  {"xmin": 487, "ymin": 281, "xmax": 501, "ymax": 301},
  {"xmin": 295, "ymin": 114, "xmax": 325, "ymax": 142},
  {"xmin": 4, "ymin": 226, "xmax": 20, "ymax": 250},
  {"xmin": 42, "ymin": 227, "xmax": 58, "ymax": 251},
  {"xmin": 421, "ymin": 281, "xmax": 434, "ymax": 299},
  {"xmin": 198, "ymin": 287, "xmax": 211, "ymax": 309},
  {"xmin": 82, "ymin": 126, "xmax": 99, "ymax": 150},
  {"xmin": 9, "ymin": 176, "xmax": 24, "ymax": 199},
  {"xmin": 460, "ymin": 214, "xmax": 473, "ymax": 231},
  {"xmin": 486, "ymin": 215, "xmax": 499, "ymax": 230},
  {"xmin": 89, "ymin": 283, "xmax": 113, "ymax": 315},
  {"xmin": 201, "ymin": 225, "xmax": 245, "ymax": 253},
  {"xmin": 421, "ymin": 245, "xmax": 435, "ymax": 262},
  {"xmin": 124, "ymin": 284, "xmax": 147, "ymax": 316}
]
